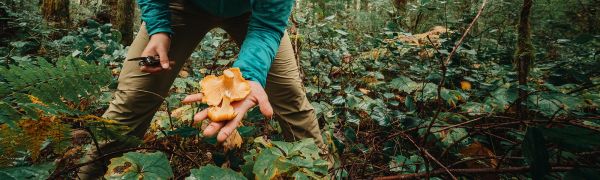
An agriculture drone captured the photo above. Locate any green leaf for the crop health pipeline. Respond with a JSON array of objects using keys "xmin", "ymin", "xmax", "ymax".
[
  {"xmin": 405, "ymin": 95, "xmax": 416, "ymax": 112},
  {"xmin": 334, "ymin": 29, "xmax": 349, "ymax": 36},
  {"xmin": 344, "ymin": 127, "xmax": 357, "ymax": 142},
  {"xmin": 246, "ymin": 138, "xmax": 326, "ymax": 179},
  {"xmin": 186, "ymin": 164, "xmax": 247, "ymax": 180},
  {"xmin": 237, "ymin": 126, "xmax": 256, "ymax": 137},
  {"xmin": 461, "ymin": 102, "xmax": 492, "ymax": 116},
  {"xmin": 104, "ymin": 152, "xmax": 173, "ymax": 180},
  {"xmin": 345, "ymin": 111, "xmax": 360, "ymax": 125},
  {"xmin": 292, "ymin": 171, "xmax": 310, "ymax": 180},
  {"xmin": 332, "ymin": 96, "xmax": 346, "ymax": 105},
  {"xmin": 165, "ymin": 126, "xmax": 200, "ymax": 137},
  {"xmin": 389, "ymin": 155, "xmax": 424, "ymax": 173},
  {"xmin": 522, "ymin": 127, "xmax": 550, "ymax": 180},
  {"xmin": 539, "ymin": 125, "xmax": 600, "ymax": 151},
  {"xmin": 389, "ymin": 76, "xmax": 419, "ymax": 93},
  {"xmin": 371, "ymin": 106, "xmax": 390, "ymax": 127},
  {"xmin": 0, "ymin": 163, "xmax": 56, "ymax": 180},
  {"xmin": 253, "ymin": 148, "xmax": 281, "ymax": 179}
]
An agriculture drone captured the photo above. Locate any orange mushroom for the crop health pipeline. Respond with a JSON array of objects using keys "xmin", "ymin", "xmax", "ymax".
[
  {"xmin": 207, "ymin": 94, "xmax": 237, "ymax": 122},
  {"xmin": 200, "ymin": 68, "xmax": 251, "ymax": 122},
  {"xmin": 195, "ymin": 68, "xmax": 250, "ymax": 151},
  {"xmin": 200, "ymin": 68, "xmax": 250, "ymax": 106}
]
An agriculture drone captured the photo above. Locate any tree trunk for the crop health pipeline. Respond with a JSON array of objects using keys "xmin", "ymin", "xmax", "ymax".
[
  {"xmin": 114, "ymin": 0, "xmax": 135, "ymax": 44},
  {"xmin": 360, "ymin": 0, "xmax": 368, "ymax": 10},
  {"xmin": 41, "ymin": 0, "xmax": 70, "ymax": 27},
  {"xmin": 515, "ymin": 0, "xmax": 534, "ymax": 120}
]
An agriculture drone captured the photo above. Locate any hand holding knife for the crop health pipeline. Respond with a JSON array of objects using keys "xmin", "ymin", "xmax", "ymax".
[{"xmin": 127, "ymin": 56, "xmax": 161, "ymax": 67}]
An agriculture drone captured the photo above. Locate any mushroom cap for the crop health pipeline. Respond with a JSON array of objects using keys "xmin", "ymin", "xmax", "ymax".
[
  {"xmin": 200, "ymin": 68, "xmax": 251, "ymax": 106},
  {"xmin": 207, "ymin": 96, "xmax": 237, "ymax": 122}
]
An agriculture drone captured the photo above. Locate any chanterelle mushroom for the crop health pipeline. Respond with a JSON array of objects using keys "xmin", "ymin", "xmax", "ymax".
[
  {"xmin": 197, "ymin": 68, "xmax": 249, "ymax": 150},
  {"xmin": 207, "ymin": 94, "xmax": 237, "ymax": 122},
  {"xmin": 201, "ymin": 68, "xmax": 251, "ymax": 107},
  {"xmin": 201, "ymin": 68, "xmax": 251, "ymax": 122}
]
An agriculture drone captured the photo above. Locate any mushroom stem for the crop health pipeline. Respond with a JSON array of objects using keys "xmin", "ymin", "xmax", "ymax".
[{"xmin": 223, "ymin": 69, "xmax": 235, "ymax": 89}]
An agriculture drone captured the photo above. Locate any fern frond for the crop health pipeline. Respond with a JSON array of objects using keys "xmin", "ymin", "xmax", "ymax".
[{"xmin": 0, "ymin": 57, "xmax": 111, "ymax": 126}]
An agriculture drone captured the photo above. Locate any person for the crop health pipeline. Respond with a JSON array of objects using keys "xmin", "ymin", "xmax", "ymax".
[{"xmin": 78, "ymin": 0, "xmax": 325, "ymax": 178}]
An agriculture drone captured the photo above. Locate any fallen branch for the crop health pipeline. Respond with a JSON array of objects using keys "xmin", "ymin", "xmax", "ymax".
[
  {"xmin": 374, "ymin": 166, "xmax": 583, "ymax": 180},
  {"xmin": 399, "ymin": 132, "xmax": 457, "ymax": 180}
]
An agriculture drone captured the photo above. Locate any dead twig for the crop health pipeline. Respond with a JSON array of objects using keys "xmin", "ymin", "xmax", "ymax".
[
  {"xmin": 374, "ymin": 166, "xmax": 586, "ymax": 180},
  {"xmin": 421, "ymin": 0, "xmax": 489, "ymax": 146}
]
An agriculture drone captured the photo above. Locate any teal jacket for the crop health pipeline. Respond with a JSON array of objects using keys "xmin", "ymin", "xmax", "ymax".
[{"xmin": 137, "ymin": 0, "xmax": 294, "ymax": 87}]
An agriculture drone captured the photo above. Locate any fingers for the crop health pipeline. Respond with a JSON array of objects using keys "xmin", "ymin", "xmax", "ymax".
[
  {"xmin": 196, "ymin": 109, "xmax": 226, "ymax": 137},
  {"xmin": 211, "ymin": 101, "xmax": 255, "ymax": 142},
  {"xmin": 157, "ymin": 46, "xmax": 170, "ymax": 70},
  {"xmin": 217, "ymin": 112, "xmax": 244, "ymax": 142},
  {"xmin": 249, "ymin": 81, "xmax": 274, "ymax": 118},
  {"xmin": 139, "ymin": 33, "xmax": 171, "ymax": 73},
  {"xmin": 193, "ymin": 109, "xmax": 208, "ymax": 124},
  {"xmin": 255, "ymin": 90, "xmax": 273, "ymax": 118},
  {"xmin": 182, "ymin": 94, "xmax": 203, "ymax": 104},
  {"xmin": 140, "ymin": 65, "xmax": 163, "ymax": 73},
  {"xmin": 139, "ymin": 47, "xmax": 165, "ymax": 73},
  {"xmin": 194, "ymin": 109, "xmax": 226, "ymax": 138},
  {"xmin": 203, "ymin": 121, "xmax": 225, "ymax": 137}
]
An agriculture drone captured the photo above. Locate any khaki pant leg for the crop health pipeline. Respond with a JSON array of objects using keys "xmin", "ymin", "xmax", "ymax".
[
  {"xmin": 221, "ymin": 17, "xmax": 324, "ymax": 147},
  {"xmin": 78, "ymin": 1, "xmax": 215, "ymax": 179},
  {"xmin": 265, "ymin": 32, "xmax": 323, "ymax": 146}
]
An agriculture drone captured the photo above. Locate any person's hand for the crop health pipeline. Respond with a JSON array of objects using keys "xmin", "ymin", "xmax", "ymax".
[
  {"xmin": 182, "ymin": 81, "xmax": 273, "ymax": 142},
  {"xmin": 141, "ymin": 32, "xmax": 171, "ymax": 73}
]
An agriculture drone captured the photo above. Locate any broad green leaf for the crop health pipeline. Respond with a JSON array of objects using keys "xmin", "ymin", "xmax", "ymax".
[
  {"xmin": 272, "ymin": 141, "xmax": 293, "ymax": 155},
  {"xmin": 0, "ymin": 163, "xmax": 55, "ymax": 180},
  {"xmin": 389, "ymin": 155, "xmax": 424, "ymax": 173},
  {"xmin": 165, "ymin": 126, "xmax": 200, "ymax": 137},
  {"xmin": 344, "ymin": 127, "xmax": 357, "ymax": 142},
  {"xmin": 461, "ymin": 102, "xmax": 492, "ymax": 116},
  {"xmin": 345, "ymin": 111, "xmax": 360, "ymax": 125},
  {"xmin": 247, "ymin": 138, "xmax": 326, "ymax": 179},
  {"xmin": 237, "ymin": 126, "xmax": 256, "ymax": 137},
  {"xmin": 104, "ymin": 152, "xmax": 173, "ymax": 180},
  {"xmin": 186, "ymin": 164, "xmax": 246, "ymax": 180},
  {"xmin": 292, "ymin": 171, "xmax": 310, "ymax": 180},
  {"xmin": 253, "ymin": 148, "xmax": 282, "ymax": 180},
  {"xmin": 389, "ymin": 76, "xmax": 419, "ymax": 93},
  {"xmin": 371, "ymin": 106, "xmax": 390, "ymax": 127},
  {"xmin": 332, "ymin": 96, "xmax": 345, "ymax": 105},
  {"xmin": 539, "ymin": 125, "xmax": 600, "ymax": 151},
  {"xmin": 429, "ymin": 126, "xmax": 469, "ymax": 147}
]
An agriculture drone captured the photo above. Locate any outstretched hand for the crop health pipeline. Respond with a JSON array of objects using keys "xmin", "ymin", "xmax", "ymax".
[{"xmin": 182, "ymin": 81, "xmax": 273, "ymax": 142}]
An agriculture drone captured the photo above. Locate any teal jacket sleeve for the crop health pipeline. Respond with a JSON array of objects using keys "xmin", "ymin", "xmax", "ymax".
[
  {"xmin": 232, "ymin": 0, "xmax": 294, "ymax": 87},
  {"xmin": 137, "ymin": 0, "xmax": 173, "ymax": 36}
]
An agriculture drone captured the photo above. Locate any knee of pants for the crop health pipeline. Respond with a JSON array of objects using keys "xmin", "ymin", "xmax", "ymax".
[
  {"xmin": 103, "ymin": 89, "xmax": 164, "ymax": 138},
  {"xmin": 266, "ymin": 80, "xmax": 314, "ymax": 114}
]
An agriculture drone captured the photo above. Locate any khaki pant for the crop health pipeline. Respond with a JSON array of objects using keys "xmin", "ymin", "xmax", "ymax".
[{"xmin": 78, "ymin": 0, "xmax": 323, "ymax": 178}]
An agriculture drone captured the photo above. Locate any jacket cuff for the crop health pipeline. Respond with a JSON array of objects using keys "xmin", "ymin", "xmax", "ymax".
[{"xmin": 147, "ymin": 27, "xmax": 173, "ymax": 37}]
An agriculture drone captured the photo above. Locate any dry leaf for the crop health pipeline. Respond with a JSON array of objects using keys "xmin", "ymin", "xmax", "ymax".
[{"xmin": 460, "ymin": 141, "xmax": 498, "ymax": 168}]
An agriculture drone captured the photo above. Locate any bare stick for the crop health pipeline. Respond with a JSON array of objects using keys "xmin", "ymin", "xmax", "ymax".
[
  {"xmin": 374, "ymin": 166, "xmax": 584, "ymax": 180},
  {"xmin": 421, "ymin": 0, "xmax": 489, "ymax": 154}
]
